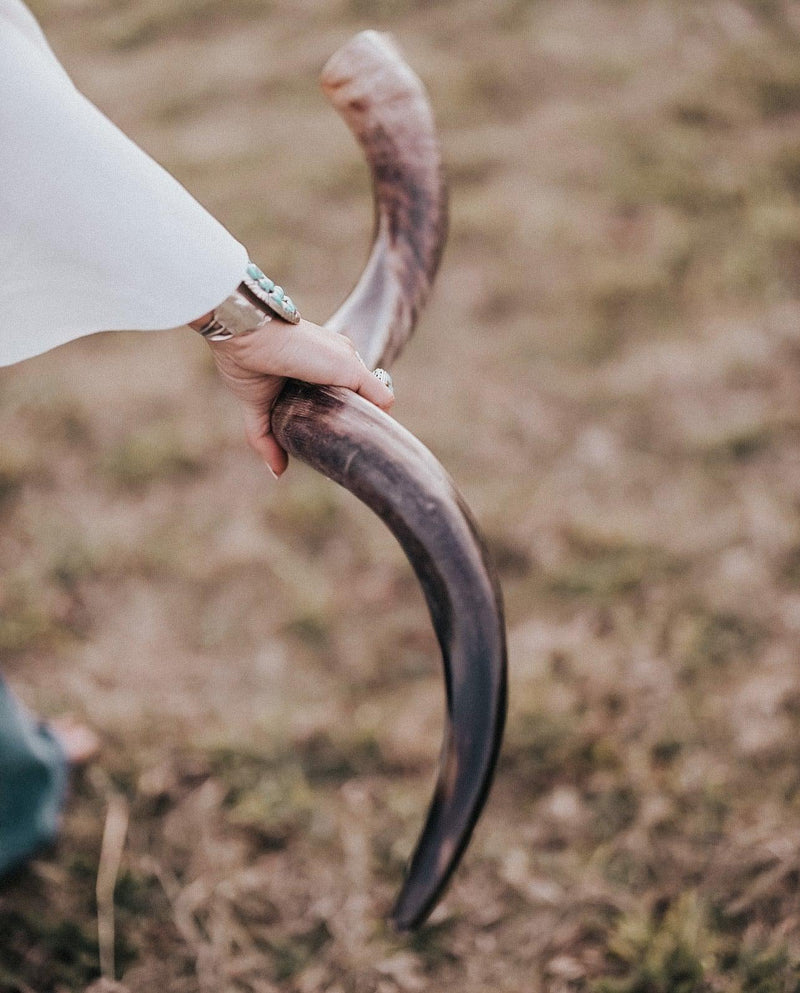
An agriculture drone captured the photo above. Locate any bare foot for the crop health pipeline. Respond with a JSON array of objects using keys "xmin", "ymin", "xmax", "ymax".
[{"xmin": 50, "ymin": 717, "xmax": 100, "ymax": 767}]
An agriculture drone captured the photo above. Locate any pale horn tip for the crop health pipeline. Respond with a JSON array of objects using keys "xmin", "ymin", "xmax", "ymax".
[{"xmin": 320, "ymin": 30, "xmax": 421, "ymax": 104}]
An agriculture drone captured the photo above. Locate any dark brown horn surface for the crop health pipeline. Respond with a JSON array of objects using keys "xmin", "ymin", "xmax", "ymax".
[
  {"xmin": 272, "ymin": 385, "xmax": 507, "ymax": 930},
  {"xmin": 270, "ymin": 31, "xmax": 507, "ymax": 930}
]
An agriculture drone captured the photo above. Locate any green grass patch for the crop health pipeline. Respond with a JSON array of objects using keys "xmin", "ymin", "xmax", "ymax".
[{"xmin": 595, "ymin": 892, "xmax": 800, "ymax": 993}]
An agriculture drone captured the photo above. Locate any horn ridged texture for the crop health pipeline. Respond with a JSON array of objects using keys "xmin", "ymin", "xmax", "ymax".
[
  {"xmin": 270, "ymin": 31, "xmax": 508, "ymax": 930},
  {"xmin": 320, "ymin": 31, "xmax": 447, "ymax": 369}
]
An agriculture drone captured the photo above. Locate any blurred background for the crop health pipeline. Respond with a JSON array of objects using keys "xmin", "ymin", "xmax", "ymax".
[{"xmin": 5, "ymin": 0, "xmax": 800, "ymax": 990}]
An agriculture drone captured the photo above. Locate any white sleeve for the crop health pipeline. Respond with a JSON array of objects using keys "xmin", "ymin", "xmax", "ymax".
[{"xmin": 0, "ymin": 1, "xmax": 248, "ymax": 367}]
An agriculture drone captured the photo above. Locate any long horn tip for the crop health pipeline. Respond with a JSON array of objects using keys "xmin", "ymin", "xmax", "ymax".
[
  {"xmin": 321, "ymin": 29, "xmax": 401, "ymax": 81},
  {"xmin": 320, "ymin": 30, "xmax": 422, "ymax": 105},
  {"xmin": 390, "ymin": 892, "xmax": 437, "ymax": 934}
]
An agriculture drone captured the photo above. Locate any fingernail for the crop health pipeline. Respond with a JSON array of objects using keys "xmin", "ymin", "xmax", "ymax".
[{"xmin": 267, "ymin": 465, "xmax": 279, "ymax": 480}]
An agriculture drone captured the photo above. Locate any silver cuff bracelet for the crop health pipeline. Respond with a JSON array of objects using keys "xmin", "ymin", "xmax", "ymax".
[{"xmin": 194, "ymin": 262, "xmax": 301, "ymax": 342}]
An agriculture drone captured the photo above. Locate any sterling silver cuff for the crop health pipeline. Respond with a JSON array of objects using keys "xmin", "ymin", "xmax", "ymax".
[{"xmin": 194, "ymin": 262, "xmax": 301, "ymax": 342}]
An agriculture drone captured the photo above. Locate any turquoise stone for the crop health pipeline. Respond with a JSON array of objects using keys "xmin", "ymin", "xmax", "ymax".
[{"xmin": 243, "ymin": 262, "xmax": 300, "ymax": 323}]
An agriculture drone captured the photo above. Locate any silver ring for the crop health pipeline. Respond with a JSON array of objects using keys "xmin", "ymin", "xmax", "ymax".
[{"xmin": 373, "ymin": 368, "xmax": 393, "ymax": 392}]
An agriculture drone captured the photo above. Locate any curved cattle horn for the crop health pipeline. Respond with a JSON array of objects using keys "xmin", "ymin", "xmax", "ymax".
[
  {"xmin": 320, "ymin": 31, "xmax": 446, "ymax": 368},
  {"xmin": 270, "ymin": 31, "xmax": 507, "ymax": 931}
]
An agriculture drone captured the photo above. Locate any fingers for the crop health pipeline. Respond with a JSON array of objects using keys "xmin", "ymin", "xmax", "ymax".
[
  {"xmin": 352, "ymin": 358, "xmax": 396, "ymax": 409},
  {"xmin": 243, "ymin": 405, "xmax": 289, "ymax": 478},
  {"xmin": 288, "ymin": 323, "xmax": 395, "ymax": 408},
  {"xmin": 218, "ymin": 319, "xmax": 395, "ymax": 411},
  {"xmin": 293, "ymin": 327, "xmax": 395, "ymax": 409}
]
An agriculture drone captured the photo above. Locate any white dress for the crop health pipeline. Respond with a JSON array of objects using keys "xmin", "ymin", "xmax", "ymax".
[
  {"xmin": 0, "ymin": 1, "xmax": 252, "ymax": 876},
  {"xmin": 0, "ymin": 0, "xmax": 248, "ymax": 367}
]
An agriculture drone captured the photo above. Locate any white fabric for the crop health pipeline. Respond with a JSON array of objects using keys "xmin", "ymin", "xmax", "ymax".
[{"xmin": 0, "ymin": 0, "xmax": 248, "ymax": 366}]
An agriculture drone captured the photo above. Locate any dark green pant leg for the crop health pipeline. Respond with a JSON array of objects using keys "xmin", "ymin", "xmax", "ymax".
[{"xmin": 0, "ymin": 681, "xmax": 68, "ymax": 877}]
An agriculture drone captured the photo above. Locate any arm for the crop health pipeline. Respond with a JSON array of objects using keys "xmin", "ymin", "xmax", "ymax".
[
  {"xmin": 0, "ymin": 7, "xmax": 245, "ymax": 366},
  {"xmin": 0, "ymin": 3, "xmax": 392, "ymax": 472}
]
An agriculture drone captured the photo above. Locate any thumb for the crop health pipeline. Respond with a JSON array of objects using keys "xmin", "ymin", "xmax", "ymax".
[{"xmin": 241, "ymin": 404, "xmax": 288, "ymax": 478}]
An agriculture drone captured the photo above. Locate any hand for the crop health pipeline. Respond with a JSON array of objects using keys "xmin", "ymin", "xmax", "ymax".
[{"xmin": 203, "ymin": 316, "xmax": 394, "ymax": 477}]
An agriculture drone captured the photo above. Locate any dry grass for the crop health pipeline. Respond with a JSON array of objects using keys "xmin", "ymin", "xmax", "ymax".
[{"xmin": 7, "ymin": 0, "xmax": 800, "ymax": 990}]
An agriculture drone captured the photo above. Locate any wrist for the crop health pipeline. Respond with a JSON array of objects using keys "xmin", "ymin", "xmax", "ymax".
[{"xmin": 190, "ymin": 262, "xmax": 300, "ymax": 342}]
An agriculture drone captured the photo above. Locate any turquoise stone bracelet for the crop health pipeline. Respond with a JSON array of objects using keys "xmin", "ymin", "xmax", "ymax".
[
  {"xmin": 244, "ymin": 262, "xmax": 301, "ymax": 324},
  {"xmin": 193, "ymin": 262, "xmax": 302, "ymax": 341}
]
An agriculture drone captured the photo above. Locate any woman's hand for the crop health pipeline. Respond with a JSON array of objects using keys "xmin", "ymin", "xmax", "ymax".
[{"xmin": 203, "ymin": 316, "xmax": 394, "ymax": 477}]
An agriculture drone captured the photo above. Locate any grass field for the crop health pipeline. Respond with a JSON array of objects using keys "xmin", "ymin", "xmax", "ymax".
[{"xmin": 7, "ymin": 0, "xmax": 800, "ymax": 990}]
